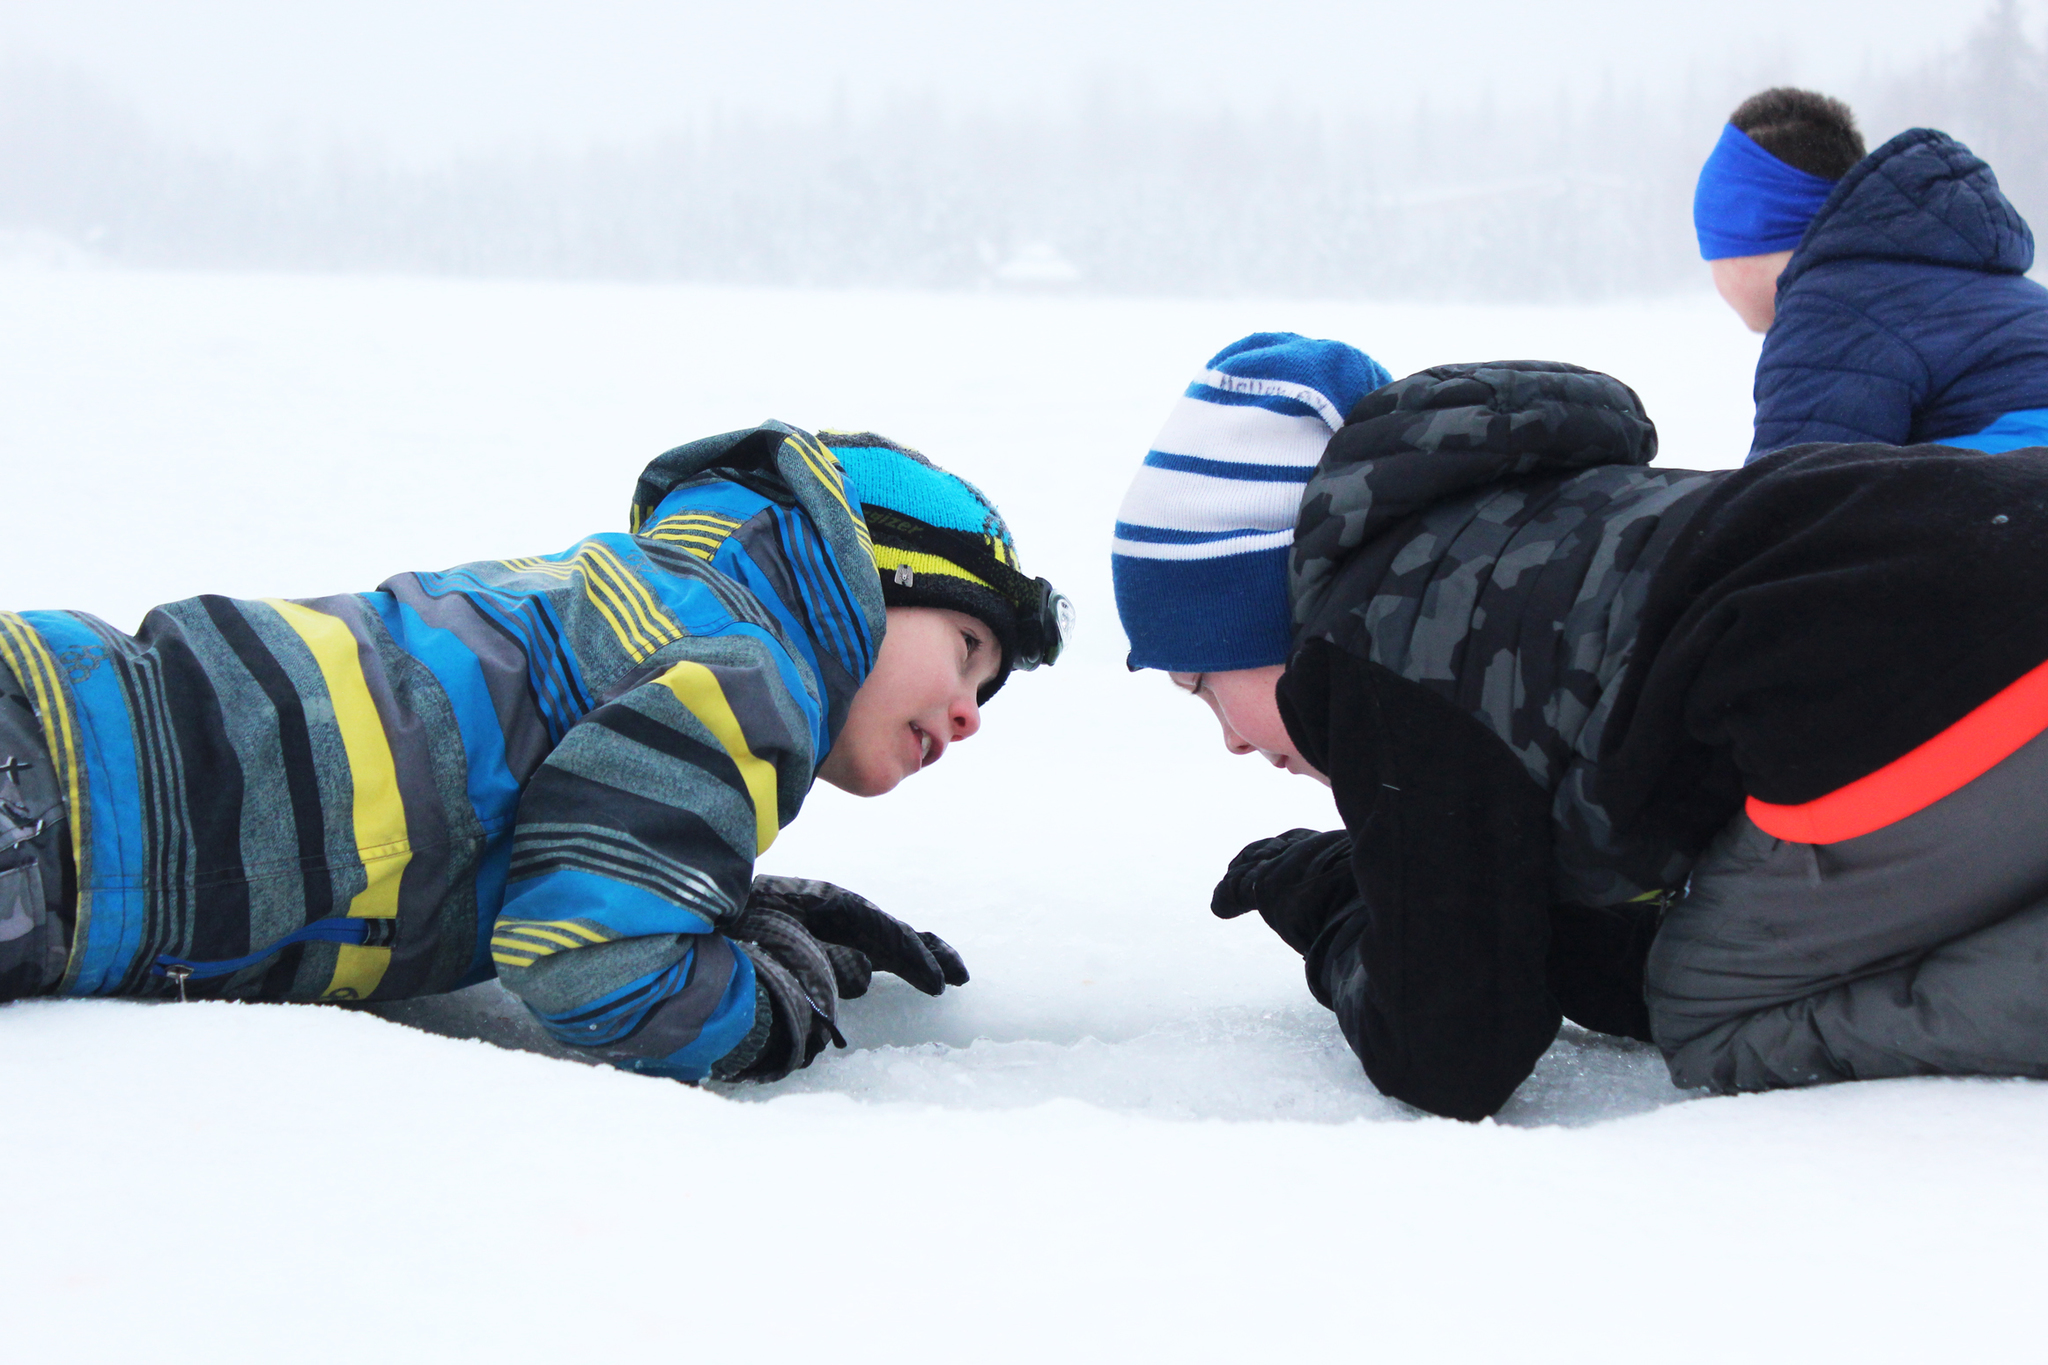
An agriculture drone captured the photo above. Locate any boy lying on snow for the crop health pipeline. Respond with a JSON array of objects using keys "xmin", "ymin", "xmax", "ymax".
[
  {"xmin": 1694, "ymin": 87, "xmax": 2048, "ymax": 460},
  {"xmin": 0, "ymin": 423, "xmax": 1067, "ymax": 1082},
  {"xmin": 1116, "ymin": 332, "xmax": 2048, "ymax": 1120}
]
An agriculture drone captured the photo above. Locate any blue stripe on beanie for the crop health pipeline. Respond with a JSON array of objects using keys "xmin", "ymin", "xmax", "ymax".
[
  {"xmin": 1694, "ymin": 123, "xmax": 1839, "ymax": 260},
  {"xmin": 1112, "ymin": 332, "xmax": 1391, "ymax": 673},
  {"xmin": 1115, "ymin": 550, "xmax": 1294, "ymax": 673},
  {"xmin": 828, "ymin": 441, "xmax": 1013, "ymax": 548}
]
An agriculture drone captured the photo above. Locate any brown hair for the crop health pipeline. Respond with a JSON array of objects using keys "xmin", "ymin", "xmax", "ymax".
[{"xmin": 1731, "ymin": 88, "xmax": 1866, "ymax": 180}]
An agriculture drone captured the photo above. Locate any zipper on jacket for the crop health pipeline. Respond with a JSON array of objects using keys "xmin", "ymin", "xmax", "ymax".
[{"xmin": 153, "ymin": 917, "xmax": 400, "ymax": 996}]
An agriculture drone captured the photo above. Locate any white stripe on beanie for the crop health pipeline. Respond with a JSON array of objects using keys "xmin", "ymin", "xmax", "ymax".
[
  {"xmin": 1113, "ymin": 467, "xmax": 1309, "ymax": 560},
  {"xmin": 1189, "ymin": 367, "xmax": 1348, "ymax": 430},
  {"xmin": 1110, "ymin": 527, "xmax": 1295, "ymax": 562},
  {"xmin": 1114, "ymin": 382, "xmax": 1346, "ymax": 562},
  {"xmin": 1150, "ymin": 396, "xmax": 1335, "ymax": 468}
]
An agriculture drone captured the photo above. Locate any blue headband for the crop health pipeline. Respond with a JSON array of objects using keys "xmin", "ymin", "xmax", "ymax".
[{"xmin": 1693, "ymin": 123, "xmax": 1838, "ymax": 260}]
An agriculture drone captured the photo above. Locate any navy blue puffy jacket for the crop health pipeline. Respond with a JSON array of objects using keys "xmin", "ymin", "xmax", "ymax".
[{"xmin": 1750, "ymin": 129, "xmax": 2048, "ymax": 460}]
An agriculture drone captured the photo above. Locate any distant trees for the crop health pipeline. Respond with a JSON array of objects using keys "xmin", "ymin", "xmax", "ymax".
[
  {"xmin": 1868, "ymin": 0, "xmax": 2048, "ymax": 232},
  {"xmin": 2, "ymin": 3, "xmax": 2039, "ymax": 301}
]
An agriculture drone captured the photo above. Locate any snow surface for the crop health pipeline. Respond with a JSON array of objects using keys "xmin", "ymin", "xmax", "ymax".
[{"xmin": 4, "ymin": 264, "xmax": 2043, "ymax": 1360}]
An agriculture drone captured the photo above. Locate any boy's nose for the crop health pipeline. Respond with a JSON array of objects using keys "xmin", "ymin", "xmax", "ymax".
[
  {"xmin": 1219, "ymin": 720, "xmax": 1254, "ymax": 756},
  {"xmin": 951, "ymin": 694, "xmax": 981, "ymax": 740}
]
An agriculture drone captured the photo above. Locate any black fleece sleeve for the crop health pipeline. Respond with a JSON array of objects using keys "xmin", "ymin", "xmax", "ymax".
[
  {"xmin": 1546, "ymin": 901, "xmax": 1659, "ymax": 1042},
  {"xmin": 1280, "ymin": 641, "xmax": 1562, "ymax": 1121}
]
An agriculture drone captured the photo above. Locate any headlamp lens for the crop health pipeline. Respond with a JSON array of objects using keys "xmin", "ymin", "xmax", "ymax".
[{"xmin": 1019, "ymin": 577, "xmax": 1071, "ymax": 670}]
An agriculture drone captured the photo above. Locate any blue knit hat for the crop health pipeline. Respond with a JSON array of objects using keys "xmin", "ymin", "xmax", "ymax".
[
  {"xmin": 1112, "ymin": 333, "xmax": 1390, "ymax": 673},
  {"xmin": 824, "ymin": 431, "xmax": 1068, "ymax": 700}
]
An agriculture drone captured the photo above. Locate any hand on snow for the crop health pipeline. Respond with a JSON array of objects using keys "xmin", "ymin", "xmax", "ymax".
[
  {"xmin": 720, "ymin": 879, "xmax": 969, "ymax": 1082},
  {"xmin": 746, "ymin": 875, "xmax": 970, "ymax": 998},
  {"xmin": 1211, "ymin": 829, "xmax": 1358, "ymax": 955}
]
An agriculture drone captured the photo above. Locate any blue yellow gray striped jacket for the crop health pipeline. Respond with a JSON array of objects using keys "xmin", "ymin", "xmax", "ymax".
[{"xmin": 0, "ymin": 422, "xmax": 881, "ymax": 1079}]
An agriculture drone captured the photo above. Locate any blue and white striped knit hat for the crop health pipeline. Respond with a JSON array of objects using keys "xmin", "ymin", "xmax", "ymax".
[{"xmin": 1112, "ymin": 332, "xmax": 1391, "ymax": 672}]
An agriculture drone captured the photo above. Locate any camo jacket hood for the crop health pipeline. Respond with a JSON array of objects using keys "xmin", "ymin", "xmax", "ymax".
[{"xmin": 1288, "ymin": 361, "xmax": 1725, "ymax": 905}]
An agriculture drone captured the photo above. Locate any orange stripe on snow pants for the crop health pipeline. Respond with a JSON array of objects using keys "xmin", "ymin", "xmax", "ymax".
[{"xmin": 1747, "ymin": 657, "xmax": 2048, "ymax": 845}]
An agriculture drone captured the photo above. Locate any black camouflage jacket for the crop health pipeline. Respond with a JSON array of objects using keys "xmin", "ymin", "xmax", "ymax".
[
  {"xmin": 1271, "ymin": 362, "xmax": 2048, "ymax": 1120},
  {"xmin": 1278, "ymin": 361, "xmax": 1720, "ymax": 1120}
]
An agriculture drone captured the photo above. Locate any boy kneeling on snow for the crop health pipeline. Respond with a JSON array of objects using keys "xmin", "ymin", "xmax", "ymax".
[
  {"xmin": 1115, "ymin": 333, "xmax": 2048, "ymax": 1120},
  {"xmin": 0, "ymin": 423, "xmax": 1066, "ymax": 1082}
]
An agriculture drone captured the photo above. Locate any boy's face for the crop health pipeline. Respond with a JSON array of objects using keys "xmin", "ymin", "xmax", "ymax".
[
  {"xmin": 817, "ymin": 606, "xmax": 1001, "ymax": 797},
  {"xmin": 1169, "ymin": 667, "xmax": 1328, "ymax": 785},
  {"xmin": 1710, "ymin": 250, "xmax": 1794, "ymax": 333}
]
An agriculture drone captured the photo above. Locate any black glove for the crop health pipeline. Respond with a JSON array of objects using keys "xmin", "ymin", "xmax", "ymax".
[
  {"xmin": 745, "ymin": 876, "xmax": 969, "ymax": 997},
  {"xmin": 1211, "ymin": 828, "xmax": 1359, "ymax": 955}
]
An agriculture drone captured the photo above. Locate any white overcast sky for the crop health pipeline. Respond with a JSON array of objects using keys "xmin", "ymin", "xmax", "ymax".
[{"xmin": 2, "ymin": 0, "xmax": 2037, "ymax": 163}]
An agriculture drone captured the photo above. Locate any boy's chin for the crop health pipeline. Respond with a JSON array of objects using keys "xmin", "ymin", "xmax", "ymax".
[
  {"xmin": 1284, "ymin": 758, "xmax": 1332, "ymax": 786},
  {"xmin": 817, "ymin": 753, "xmax": 912, "ymax": 798}
]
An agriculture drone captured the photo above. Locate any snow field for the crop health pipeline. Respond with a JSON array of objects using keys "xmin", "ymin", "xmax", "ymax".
[
  {"xmin": 6, "ymin": 263, "xmax": 2039, "ymax": 1360},
  {"xmin": 11, "ymin": 998, "xmax": 2048, "ymax": 1362}
]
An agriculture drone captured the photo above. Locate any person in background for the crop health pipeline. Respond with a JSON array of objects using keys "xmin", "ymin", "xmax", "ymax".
[{"xmin": 1694, "ymin": 87, "xmax": 2048, "ymax": 459}]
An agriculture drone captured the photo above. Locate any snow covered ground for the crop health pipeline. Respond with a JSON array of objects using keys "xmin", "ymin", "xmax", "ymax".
[{"xmin": 5, "ymin": 263, "xmax": 2044, "ymax": 1360}]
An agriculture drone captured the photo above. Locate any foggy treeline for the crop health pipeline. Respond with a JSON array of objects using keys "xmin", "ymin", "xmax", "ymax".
[{"xmin": 4, "ymin": 2, "xmax": 2045, "ymax": 301}]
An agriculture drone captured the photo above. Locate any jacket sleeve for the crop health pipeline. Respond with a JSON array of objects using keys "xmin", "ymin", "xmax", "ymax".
[
  {"xmin": 490, "ymin": 634, "xmax": 819, "ymax": 1081},
  {"xmin": 1545, "ymin": 900, "xmax": 1659, "ymax": 1042},
  {"xmin": 1281, "ymin": 641, "xmax": 1561, "ymax": 1121},
  {"xmin": 1750, "ymin": 290, "xmax": 1927, "ymax": 458}
]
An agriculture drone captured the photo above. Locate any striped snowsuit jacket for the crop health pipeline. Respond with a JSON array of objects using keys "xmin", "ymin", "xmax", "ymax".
[{"xmin": 0, "ymin": 422, "xmax": 881, "ymax": 1080}]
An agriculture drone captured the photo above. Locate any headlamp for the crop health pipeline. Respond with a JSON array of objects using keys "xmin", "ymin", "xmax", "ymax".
[{"xmin": 1013, "ymin": 576, "xmax": 1073, "ymax": 671}]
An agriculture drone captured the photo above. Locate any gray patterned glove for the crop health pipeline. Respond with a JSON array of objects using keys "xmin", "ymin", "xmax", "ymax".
[
  {"xmin": 746, "ymin": 876, "xmax": 970, "ymax": 997},
  {"xmin": 720, "ymin": 901, "xmax": 848, "ymax": 1081}
]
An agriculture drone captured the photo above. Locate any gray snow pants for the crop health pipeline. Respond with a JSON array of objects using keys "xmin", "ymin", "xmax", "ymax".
[{"xmin": 1646, "ymin": 725, "xmax": 2048, "ymax": 1094}]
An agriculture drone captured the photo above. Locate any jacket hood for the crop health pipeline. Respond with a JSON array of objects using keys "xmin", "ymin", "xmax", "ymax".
[
  {"xmin": 630, "ymin": 419, "xmax": 807, "ymax": 524},
  {"xmin": 1782, "ymin": 129, "xmax": 2033, "ymax": 290},
  {"xmin": 629, "ymin": 417, "xmax": 888, "ymax": 642},
  {"xmin": 1290, "ymin": 360, "xmax": 1658, "ymax": 626}
]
